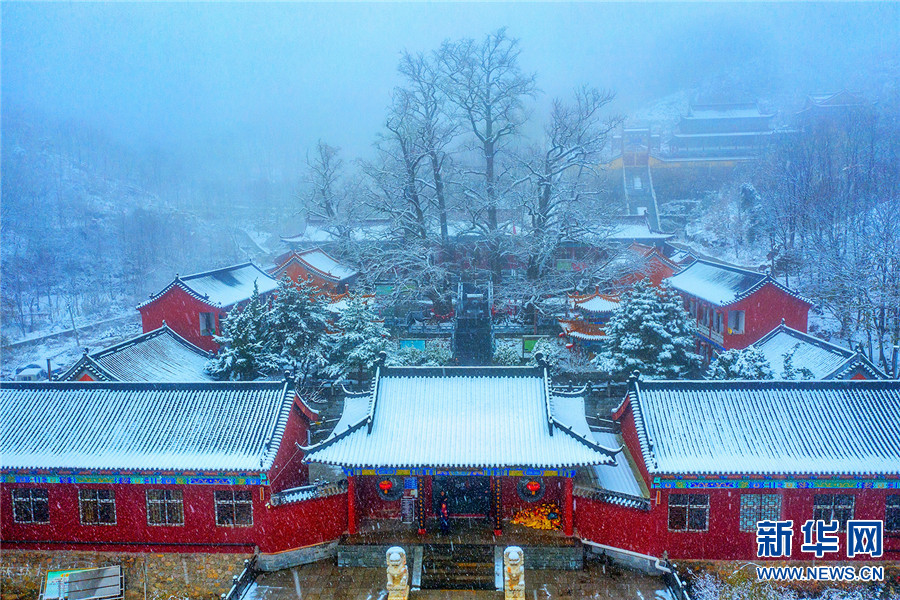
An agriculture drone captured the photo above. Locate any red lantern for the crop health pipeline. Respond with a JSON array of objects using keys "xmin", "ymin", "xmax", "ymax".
[
  {"xmin": 565, "ymin": 343, "xmax": 575, "ymax": 349},
  {"xmin": 378, "ymin": 479, "xmax": 393, "ymax": 492},
  {"xmin": 526, "ymin": 480, "xmax": 541, "ymax": 494},
  {"xmin": 558, "ymin": 332, "xmax": 566, "ymax": 338}
]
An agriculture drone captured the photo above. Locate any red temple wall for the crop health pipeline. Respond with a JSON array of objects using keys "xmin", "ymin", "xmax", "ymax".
[
  {"xmin": 576, "ymin": 488, "xmax": 898, "ymax": 561},
  {"xmin": 0, "ymin": 482, "xmax": 265, "ymax": 553},
  {"xmin": 575, "ymin": 498, "xmax": 655, "ymax": 555},
  {"xmin": 1, "ymin": 481, "xmax": 348, "ymax": 554},
  {"xmin": 266, "ymin": 403, "xmax": 314, "ymax": 493},
  {"xmin": 356, "ymin": 476, "xmax": 403, "ymax": 519},
  {"xmin": 723, "ymin": 283, "xmax": 810, "ymax": 349},
  {"xmin": 499, "ymin": 476, "xmax": 564, "ymax": 518},
  {"xmin": 138, "ymin": 286, "xmax": 224, "ymax": 353},
  {"xmin": 257, "ymin": 493, "xmax": 348, "ymax": 553},
  {"xmin": 679, "ymin": 283, "xmax": 810, "ymax": 353},
  {"xmin": 275, "ymin": 262, "xmax": 337, "ymax": 291}
]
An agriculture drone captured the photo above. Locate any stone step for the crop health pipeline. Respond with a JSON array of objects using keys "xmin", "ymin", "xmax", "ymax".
[
  {"xmin": 423, "ymin": 565, "xmax": 494, "ymax": 577},
  {"xmin": 420, "ymin": 544, "xmax": 495, "ymax": 591}
]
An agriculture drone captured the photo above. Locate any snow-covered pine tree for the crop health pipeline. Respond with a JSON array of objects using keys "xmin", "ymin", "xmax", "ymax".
[
  {"xmin": 387, "ymin": 340, "xmax": 452, "ymax": 367},
  {"xmin": 707, "ymin": 346, "xmax": 774, "ymax": 380},
  {"xmin": 322, "ymin": 297, "xmax": 390, "ymax": 380},
  {"xmin": 593, "ymin": 279, "xmax": 702, "ymax": 380},
  {"xmin": 206, "ymin": 282, "xmax": 272, "ymax": 380},
  {"xmin": 528, "ymin": 337, "xmax": 595, "ymax": 375},
  {"xmin": 267, "ymin": 277, "xmax": 330, "ymax": 384},
  {"xmin": 780, "ymin": 344, "xmax": 816, "ymax": 380}
]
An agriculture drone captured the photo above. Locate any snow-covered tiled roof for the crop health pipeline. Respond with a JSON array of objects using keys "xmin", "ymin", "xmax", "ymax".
[
  {"xmin": 805, "ymin": 91, "xmax": 867, "ymax": 108},
  {"xmin": 666, "ymin": 259, "xmax": 811, "ymax": 307},
  {"xmin": 686, "ymin": 103, "xmax": 772, "ymax": 120},
  {"xmin": 282, "ymin": 222, "xmax": 392, "ymax": 245},
  {"xmin": 275, "ymin": 249, "xmax": 357, "ymax": 282},
  {"xmin": 665, "ymin": 260, "xmax": 765, "ymax": 305},
  {"xmin": 671, "ymin": 130, "xmax": 775, "ymax": 139},
  {"xmin": 575, "ymin": 429, "xmax": 650, "ymax": 510},
  {"xmin": 57, "ymin": 325, "xmax": 213, "ymax": 382},
  {"xmin": 138, "ymin": 263, "xmax": 278, "ymax": 310},
  {"xmin": 1, "ymin": 382, "xmax": 294, "ymax": 472},
  {"xmin": 559, "ymin": 320, "xmax": 605, "ymax": 340},
  {"xmin": 628, "ymin": 380, "xmax": 900, "ymax": 476},
  {"xmin": 574, "ymin": 294, "xmax": 619, "ymax": 314},
  {"xmin": 282, "ymin": 224, "xmax": 338, "ymax": 245},
  {"xmin": 180, "ymin": 263, "xmax": 278, "ymax": 307},
  {"xmin": 752, "ymin": 324, "xmax": 886, "ymax": 380},
  {"xmin": 305, "ymin": 366, "xmax": 617, "ymax": 469}
]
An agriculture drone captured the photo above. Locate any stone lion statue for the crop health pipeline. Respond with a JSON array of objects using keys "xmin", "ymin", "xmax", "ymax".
[
  {"xmin": 504, "ymin": 546, "xmax": 525, "ymax": 600},
  {"xmin": 386, "ymin": 546, "xmax": 409, "ymax": 599}
]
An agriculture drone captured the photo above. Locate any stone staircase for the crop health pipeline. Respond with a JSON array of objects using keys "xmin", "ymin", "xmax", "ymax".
[{"xmin": 420, "ymin": 544, "xmax": 496, "ymax": 591}]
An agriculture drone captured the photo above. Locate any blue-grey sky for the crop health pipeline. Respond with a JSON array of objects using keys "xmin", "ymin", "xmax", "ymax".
[{"xmin": 3, "ymin": 2, "xmax": 898, "ymax": 174}]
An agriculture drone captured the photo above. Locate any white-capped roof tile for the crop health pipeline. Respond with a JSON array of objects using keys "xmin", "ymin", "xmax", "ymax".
[
  {"xmin": 1, "ymin": 382, "xmax": 294, "ymax": 472},
  {"xmin": 629, "ymin": 380, "xmax": 900, "ymax": 476},
  {"xmin": 139, "ymin": 263, "xmax": 277, "ymax": 310},
  {"xmin": 305, "ymin": 367, "xmax": 616, "ymax": 469},
  {"xmin": 666, "ymin": 260, "xmax": 766, "ymax": 305},
  {"xmin": 58, "ymin": 325, "xmax": 213, "ymax": 382}
]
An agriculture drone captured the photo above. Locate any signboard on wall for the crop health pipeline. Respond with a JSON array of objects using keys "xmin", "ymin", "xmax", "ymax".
[{"xmin": 401, "ymin": 497, "xmax": 415, "ymax": 523}]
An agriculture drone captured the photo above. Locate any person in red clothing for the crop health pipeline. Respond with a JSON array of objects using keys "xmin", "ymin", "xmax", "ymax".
[{"xmin": 438, "ymin": 490, "xmax": 451, "ymax": 533}]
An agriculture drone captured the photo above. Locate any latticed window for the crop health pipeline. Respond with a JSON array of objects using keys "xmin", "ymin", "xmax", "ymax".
[
  {"xmin": 12, "ymin": 489, "xmax": 50, "ymax": 523},
  {"xmin": 199, "ymin": 312, "xmax": 216, "ymax": 336},
  {"xmin": 886, "ymin": 495, "xmax": 900, "ymax": 532},
  {"xmin": 813, "ymin": 494, "xmax": 854, "ymax": 530},
  {"xmin": 147, "ymin": 489, "xmax": 184, "ymax": 525},
  {"xmin": 79, "ymin": 489, "xmax": 116, "ymax": 525},
  {"xmin": 739, "ymin": 494, "xmax": 782, "ymax": 531},
  {"xmin": 728, "ymin": 310, "xmax": 745, "ymax": 334},
  {"xmin": 668, "ymin": 494, "xmax": 709, "ymax": 531},
  {"xmin": 215, "ymin": 490, "xmax": 253, "ymax": 526}
]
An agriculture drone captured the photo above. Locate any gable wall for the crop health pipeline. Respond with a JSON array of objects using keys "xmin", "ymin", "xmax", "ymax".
[
  {"xmin": 138, "ymin": 286, "xmax": 224, "ymax": 353},
  {"xmin": 724, "ymin": 283, "xmax": 809, "ymax": 349}
]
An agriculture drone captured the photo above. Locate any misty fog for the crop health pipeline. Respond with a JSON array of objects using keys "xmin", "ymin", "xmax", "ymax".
[
  {"xmin": 2, "ymin": 2, "xmax": 898, "ymax": 376},
  {"xmin": 4, "ymin": 3, "xmax": 897, "ymax": 182}
]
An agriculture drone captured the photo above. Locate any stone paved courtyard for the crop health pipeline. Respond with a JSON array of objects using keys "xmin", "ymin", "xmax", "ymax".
[{"xmin": 245, "ymin": 557, "xmax": 674, "ymax": 600}]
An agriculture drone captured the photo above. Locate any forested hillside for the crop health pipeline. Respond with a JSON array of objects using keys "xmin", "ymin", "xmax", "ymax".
[{"xmin": 0, "ymin": 113, "xmax": 281, "ymax": 342}]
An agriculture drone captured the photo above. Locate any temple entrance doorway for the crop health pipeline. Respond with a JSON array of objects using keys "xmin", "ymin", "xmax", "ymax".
[{"xmin": 432, "ymin": 476, "xmax": 490, "ymax": 517}]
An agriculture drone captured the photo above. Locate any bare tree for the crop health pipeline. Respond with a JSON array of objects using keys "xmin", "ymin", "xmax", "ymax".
[
  {"xmin": 487, "ymin": 87, "xmax": 622, "ymax": 324},
  {"xmin": 518, "ymin": 86, "xmax": 620, "ymax": 277},
  {"xmin": 398, "ymin": 51, "xmax": 459, "ymax": 251},
  {"xmin": 437, "ymin": 28, "xmax": 537, "ymax": 279},
  {"xmin": 752, "ymin": 96, "xmax": 899, "ymax": 370},
  {"xmin": 304, "ymin": 140, "xmax": 345, "ymax": 221},
  {"xmin": 358, "ymin": 90, "xmax": 456, "ymax": 314}
]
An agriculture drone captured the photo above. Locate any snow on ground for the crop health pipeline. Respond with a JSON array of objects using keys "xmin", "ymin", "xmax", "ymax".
[
  {"xmin": 242, "ymin": 228, "xmax": 276, "ymax": 255},
  {"xmin": 246, "ymin": 560, "xmax": 671, "ymax": 599},
  {"xmin": 1, "ymin": 316, "xmax": 141, "ymax": 380},
  {"xmin": 2, "ymin": 297, "xmax": 137, "ymax": 345}
]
